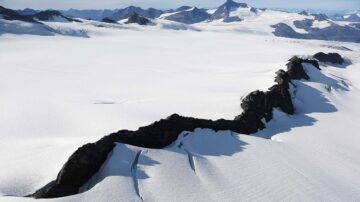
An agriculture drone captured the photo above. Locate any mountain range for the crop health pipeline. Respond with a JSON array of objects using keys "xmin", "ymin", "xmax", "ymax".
[{"xmin": 1, "ymin": 0, "xmax": 360, "ymax": 43}]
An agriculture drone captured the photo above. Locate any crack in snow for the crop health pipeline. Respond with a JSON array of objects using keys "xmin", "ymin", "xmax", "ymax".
[
  {"xmin": 131, "ymin": 150, "xmax": 143, "ymax": 201},
  {"xmin": 178, "ymin": 133, "xmax": 196, "ymax": 172}
]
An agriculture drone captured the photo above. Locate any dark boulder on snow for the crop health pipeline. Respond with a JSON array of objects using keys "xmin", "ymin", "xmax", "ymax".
[
  {"xmin": 313, "ymin": 52, "xmax": 344, "ymax": 64},
  {"xmin": 101, "ymin": 17, "xmax": 117, "ymax": 23},
  {"xmin": 125, "ymin": 12, "xmax": 150, "ymax": 25}
]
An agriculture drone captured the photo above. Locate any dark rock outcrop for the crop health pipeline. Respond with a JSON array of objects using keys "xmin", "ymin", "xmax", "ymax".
[
  {"xmin": 286, "ymin": 56, "xmax": 320, "ymax": 80},
  {"xmin": 175, "ymin": 6, "xmax": 192, "ymax": 12},
  {"xmin": 15, "ymin": 8, "xmax": 39, "ymax": 16},
  {"xmin": 293, "ymin": 19, "xmax": 313, "ymax": 30},
  {"xmin": 31, "ymin": 53, "xmax": 331, "ymax": 199},
  {"xmin": 312, "ymin": 13, "xmax": 328, "ymax": 21},
  {"xmin": 111, "ymin": 6, "xmax": 163, "ymax": 21},
  {"xmin": 164, "ymin": 7, "xmax": 211, "ymax": 24},
  {"xmin": 273, "ymin": 21, "xmax": 360, "ymax": 43},
  {"xmin": 299, "ymin": 11, "xmax": 309, "ymax": 16},
  {"xmin": 101, "ymin": 17, "xmax": 117, "ymax": 23},
  {"xmin": 313, "ymin": 52, "xmax": 344, "ymax": 64},
  {"xmin": 0, "ymin": 6, "xmax": 37, "ymax": 23},
  {"xmin": 28, "ymin": 10, "xmax": 82, "ymax": 22},
  {"xmin": 124, "ymin": 12, "xmax": 150, "ymax": 25},
  {"xmin": 211, "ymin": 0, "xmax": 250, "ymax": 22},
  {"xmin": 272, "ymin": 23, "xmax": 307, "ymax": 39}
]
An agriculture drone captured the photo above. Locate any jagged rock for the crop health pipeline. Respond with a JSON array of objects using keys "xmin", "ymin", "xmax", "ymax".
[
  {"xmin": 240, "ymin": 90, "xmax": 272, "ymax": 122},
  {"xmin": 267, "ymin": 84, "xmax": 294, "ymax": 115},
  {"xmin": 286, "ymin": 56, "xmax": 320, "ymax": 80},
  {"xmin": 124, "ymin": 12, "xmax": 150, "ymax": 25},
  {"xmin": 31, "ymin": 53, "xmax": 333, "ymax": 199},
  {"xmin": 274, "ymin": 69, "xmax": 291, "ymax": 88},
  {"xmin": 102, "ymin": 17, "xmax": 117, "ymax": 23},
  {"xmin": 313, "ymin": 52, "xmax": 344, "ymax": 64},
  {"xmin": 286, "ymin": 57, "xmax": 310, "ymax": 80},
  {"xmin": 32, "ymin": 114, "xmax": 254, "ymax": 198}
]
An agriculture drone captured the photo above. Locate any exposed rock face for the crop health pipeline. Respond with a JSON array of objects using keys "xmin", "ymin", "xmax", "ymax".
[
  {"xmin": 313, "ymin": 52, "xmax": 344, "ymax": 64},
  {"xmin": 60, "ymin": 9, "xmax": 117, "ymax": 21},
  {"xmin": 111, "ymin": 6, "xmax": 163, "ymax": 21},
  {"xmin": 334, "ymin": 12, "xmax": 360, "ymax": 22},
  {"xmin": 125, "ymin": 12, "xmax": 150, "ymax": 25},
  {"xmin": 286, "ymin": 56, "xmax": 320, "ymax": 80},
  {"xmin": 15, "ymin": 8, "xmax": 39, "ymax": 16},
  {"xmin": 101, "ymin": 17, "xmax": 117, "ymax": 23},
  {"xmin": 31, "ymin": 54, "xmax": 329, "ymax": 199},
  {"xmin": 175, "ymin": 6, "xmax": 192, "ymax": 12},
  {"xmin": 28, "ymin": 10, "xmax": 82, "ymax": 22},
  {"xmin": 312, "ymin": 13, "xmax": 328, "ymax": 21},
  {"xmin": 299, "ymin": 11, "xmax": 309, "ymax": 16},
  {"xmin": 272, "ymin": 23, "xmax": 306, "ymax": 39},
  {"xmin": 293, "ymin": 19, "xmax": 313, "ymax": 30},
  {"xmin": 273, "ymin": 21, "xmax": 360, "ymax": 43},
  {"xmin": 164, "ymin": 7, "xmax": 211, "ymax": 24},
  {"xmin": 211, "ymin": 0, "xmax": 249, "ymax": 22},
  {"xmin": 0, "ymin": 6, "xmax": 37, "ymax": 23}
]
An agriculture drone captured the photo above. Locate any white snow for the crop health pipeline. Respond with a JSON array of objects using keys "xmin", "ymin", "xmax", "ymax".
[
  {"xmin": 229, "ymin": 7, "xmax": 257, "ymax": 19},
  {"xmin": 311, "ymin": 20, "xmax": 331, "ymax": 29},
  {"xmin": 194, "ymin": 9, "xmax": 310, "ymax": 35},
  {"xmin": 1, "ymin": 14, "xmax": 360, "ymax": 202}
]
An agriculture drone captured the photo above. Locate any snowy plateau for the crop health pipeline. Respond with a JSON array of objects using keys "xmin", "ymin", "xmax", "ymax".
[{"xmin": 1, "ymin": 0, "xmax": 360, "ymax": 201}]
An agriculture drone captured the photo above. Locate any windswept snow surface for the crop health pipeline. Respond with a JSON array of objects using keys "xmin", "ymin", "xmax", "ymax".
[{"xmin": 1, "ymin": 23, "xmax": 360, "ymax": 201}]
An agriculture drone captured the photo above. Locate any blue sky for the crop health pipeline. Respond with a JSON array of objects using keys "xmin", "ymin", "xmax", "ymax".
[{"xmin": 2, "ymin": 0, "xmax": 360, "ymax": 10}]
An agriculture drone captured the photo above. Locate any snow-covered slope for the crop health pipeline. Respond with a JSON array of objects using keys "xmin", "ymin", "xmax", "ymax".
[{"xmin": 1, "ymin": 20, "xmax": 360, "ymax": 201}]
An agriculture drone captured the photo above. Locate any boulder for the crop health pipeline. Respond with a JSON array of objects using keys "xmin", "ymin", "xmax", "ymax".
[{"xmin": 313, "ymin": 52, "xmax": 344, "ymax": 64}]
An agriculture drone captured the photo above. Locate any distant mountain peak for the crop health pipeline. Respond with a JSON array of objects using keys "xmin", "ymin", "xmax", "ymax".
[
  {"xmin": 125, "ymin": 12, "xmax": 150, "ymax": 25},
  {"xmin": 211, "ymin": 0, "xmax": 253, "ymax": 22},
  {"xmin": 163, "ymin": 6, "xmax": 210, "ymax": 24},
  {"xmin": 111, "ymin": 6, "xmax": 163, "ymax": 21}
]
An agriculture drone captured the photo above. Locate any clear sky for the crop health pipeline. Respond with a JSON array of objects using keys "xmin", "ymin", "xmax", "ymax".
[{"xmin": 1, "ymin": 0, "xmax": 359, "ymax": 10}]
